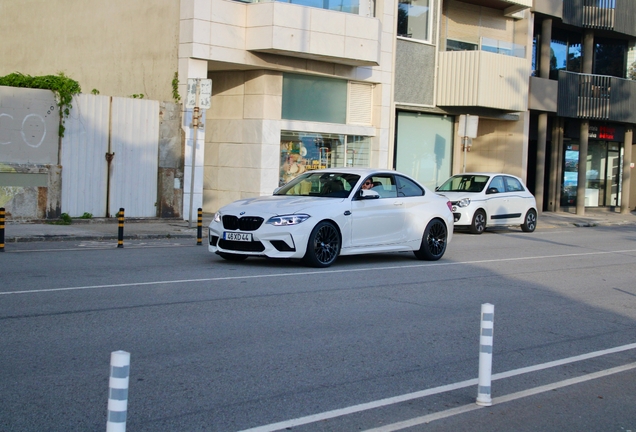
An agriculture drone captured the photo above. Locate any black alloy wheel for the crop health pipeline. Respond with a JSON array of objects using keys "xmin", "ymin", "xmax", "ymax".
[
  {"xmin": 470, "ymin": 209, "xmax": 487, "ymax": 234},
  {"xmin": 414, "ymin": 218, "xmax": 447, "ymax": 261},
  {"xmin": 521, "ymin": 209, "xmax": 537, "ymax": 232},
  {"xmin": 303, "ymin": 221, "xmax": 341, "ymax": 268}
]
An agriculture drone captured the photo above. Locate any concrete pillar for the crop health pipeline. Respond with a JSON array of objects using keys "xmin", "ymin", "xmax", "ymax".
[
  {"xmin": 583, "ymin": 30, "xmax": 594, "ymax": 74},
  {"xmin": 554, "ymin": 118, "xmax": 564, "ymax": 212},
  {"xmin": 535, "ymin": 114, "xmax": 547, "ymax": 213},
  {"xmin": 621, "ymin": 127, "xmax": 633, "ymax": 213},
  {"xmin": 539, "ymin": 19, "xmax": 552, "ymax": 78},
  {"xmin": 548, "ymin": 118, "xmax": 562, "ymax": 212},
  {"xmin": 534, "ymin": 18, "xmax": 552, "ymax": 214},
  {"xmin": 577, "ymin": 120, "xmax": 589, "ymax": 215}
]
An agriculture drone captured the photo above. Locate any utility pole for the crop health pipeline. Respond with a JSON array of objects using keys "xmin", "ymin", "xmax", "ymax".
[{"xmin": 185, "ymin": 78, "xmax": 212, "ymax": 228}]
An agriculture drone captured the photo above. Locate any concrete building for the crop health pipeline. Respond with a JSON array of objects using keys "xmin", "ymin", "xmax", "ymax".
[
  {"xmin": 529, "ymin": 0, "xmax": 636, "ymax": 214},
  {"xmin": 2, "ymin": 0, "xmax": 633, "ymax": 219}
]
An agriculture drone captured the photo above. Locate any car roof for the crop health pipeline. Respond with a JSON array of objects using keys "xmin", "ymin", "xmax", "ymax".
[{"xmin": 451, "ymin": 172, "xmax": 524, "ymax": 180}]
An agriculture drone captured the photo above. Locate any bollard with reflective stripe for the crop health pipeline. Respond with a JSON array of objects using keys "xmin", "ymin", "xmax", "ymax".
[
  {"xmin": 117, "ymin": 208, "xmax": 124, "ymax": 248},
  {"xmin": 476, "ymin": 303, "xmax": 494, "ymax": 406},
  {"xmin": 197, "ymin": 208, "xmax": 203, "ymax": 245},
  {"xmin": 0, "ymin": 207, "xmax": 5, "ymax": 252},
  {"xmin": 107, "ymin": 350, "xmax": 130, "ymax": 432}
]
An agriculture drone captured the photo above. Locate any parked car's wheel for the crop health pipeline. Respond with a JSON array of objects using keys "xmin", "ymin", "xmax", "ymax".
[
  {"xmin": 414, "ymin": 218, "xmax": 448, "ymax": 261},
  {"xmin": 521, "ymin": 209, "xmax": 537, "ymax": 232},
  {"xmin": 218, "ymin": 252, "xmax": 248, "ymax": 261},
  {"xmin": 470, "ymin": 209, "xmax": 487, "ymax": 234},
  {"xmin": 303, "ymin": 221, "xmax": 341, "ymax": 268}
]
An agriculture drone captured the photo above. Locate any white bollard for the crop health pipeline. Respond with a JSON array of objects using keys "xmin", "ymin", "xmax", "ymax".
[
  {"xmin": 476, "ymin": 303, "xmax": 494, "ymax": 406},
  {"xmin": 107, "ymin": 351, "xmax": 131, "ymax": 432}
]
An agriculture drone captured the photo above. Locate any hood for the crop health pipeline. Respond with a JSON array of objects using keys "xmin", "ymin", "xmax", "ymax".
[
  {"xmin": 436, "ymin": 191, "xmax": 483, "ymax": 202},
  {"xmin": 219, "ymin": 195, "xmax": 346, "ymax": 216}
]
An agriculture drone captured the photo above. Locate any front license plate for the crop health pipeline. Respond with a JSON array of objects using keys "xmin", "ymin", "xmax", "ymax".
[{"xmin": 223, "ymin": 232, "xmax": 252, "ymax": 242}]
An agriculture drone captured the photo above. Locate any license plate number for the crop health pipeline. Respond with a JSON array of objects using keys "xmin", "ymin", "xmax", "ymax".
[{"xmin": 223, "ymin": 232, "xmax": 252, "ymax": 242}]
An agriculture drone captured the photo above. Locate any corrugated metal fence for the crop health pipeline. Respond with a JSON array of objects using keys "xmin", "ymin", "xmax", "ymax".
[{"xmin": 61, "ymin": 94, "xmax": 159, "ymax": 217}]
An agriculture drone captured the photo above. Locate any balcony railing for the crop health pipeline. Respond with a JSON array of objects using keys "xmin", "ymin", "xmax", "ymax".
[
  {"xmin": 237, "ymin": 0, "xmax": 375, "ymax": 16},
  {"xmin": 563, "ymin": 0, "xmax": 636, "ymax": 36},
  {"xmin": 437, "ymin": 50, "xmax": 529, "ymax": 112},
  {"xmin": 557, "ymin": 71, "xmax": 636, "ymax": 123}
]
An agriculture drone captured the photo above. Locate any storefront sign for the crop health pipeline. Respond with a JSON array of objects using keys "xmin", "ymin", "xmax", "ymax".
[{"xmin": 589, "ymin": 125, "xmax": 616, "ymax": 140}]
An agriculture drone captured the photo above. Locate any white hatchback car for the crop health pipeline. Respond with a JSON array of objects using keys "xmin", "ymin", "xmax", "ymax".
[
  {"xmin": 209, "ymin": 168, "xmax": 454, "ymax": 267},
  {"xmin": 435, "ymin": 173, "xmax": 537, "ymax": 234}
]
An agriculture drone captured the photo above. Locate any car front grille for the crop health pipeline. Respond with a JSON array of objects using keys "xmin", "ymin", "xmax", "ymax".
[
  {"xmin": 222, "ymin": 215, "xmax": 264, "ymax": 231},
  {"xmin": 218, "ymin": 239, "xmax": 265, "ymax": 252}
]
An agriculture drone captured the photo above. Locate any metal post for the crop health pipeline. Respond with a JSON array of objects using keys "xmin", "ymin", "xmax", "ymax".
[
  {"xmin": 117, "ymin": 208, "xmax": 124, "ymax": 248},
  {"xmin": 0, "ymin": 207, "xmax": 5, "ymax": 252},
  {"xmin": 107, "ymin": 350, "xmax": 130, "ymax": 432},
  {"xmin": 188, "ymin": 82, "xmax": 201, "ymax": 229},
  {"xmin": 476, "ymin": 303, "xmax": 494, "ymax": 406},
  {"xmin": 197, "ymin": 207, "xmax": 203, "ymax": 245}
]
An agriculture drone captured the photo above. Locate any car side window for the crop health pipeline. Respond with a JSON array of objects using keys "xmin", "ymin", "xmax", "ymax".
[
  {"xmin": 396, "ymin": 175, "xmax": 424, "ymax": 197},
  {"xmin": 489, "ymin": 176, "xmax": 505, "ymax": 193},
  {"xmin": 504, "ymin": 176, "xmax": 524, "ymax": 192},
  {"xmin": 367, "ymin": 175, "xmax": 397, "ymax": 198}
]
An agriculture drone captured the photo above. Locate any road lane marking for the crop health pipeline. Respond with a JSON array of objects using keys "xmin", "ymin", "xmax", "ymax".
[
  {"xmin": 363, "ymin": 362, "xmax": 636, "ymax": 432},
  {"xmin": 2, "ymin": 249, "xmax": 636, "ymax": 296},
  {"xmin": 238, "ymin": 343, "xmax": 636, "ymax": 432}
]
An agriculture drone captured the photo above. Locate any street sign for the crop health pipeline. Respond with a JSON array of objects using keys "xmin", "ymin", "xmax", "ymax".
[
  {"xmin": 458, "ymin": 114, "xmax": 479, "ymax": 138},
  {"xmin": 185, "ymin": 78, "xmax": 212, "ymax": 109},
  {"xmin": 199, "ymin": 79, "xmax": 212, "ymax": 109},
  {"xmin": 185, "ymin": 78, "xmax": 197, "ymax": 109}
]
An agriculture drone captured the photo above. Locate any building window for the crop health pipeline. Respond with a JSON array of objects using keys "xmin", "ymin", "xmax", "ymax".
[
  {"xmin": 282, "ymin": 74, "xmax": 347, "ymax": 124},
  {"xmin": 394, "ymin": 112, "xmax": 453, "ymax": 190},
  {"xmin": 397, "ymin": 0, "xmax": 431, "ymax": 42},
  {"xmin": 446, "ymin": 39, "xmax": 478, "ymax": 52},
  {"xmin": 280, "ymin": 131, "xmax": 370, "ymax": 185},
  {"xmin": 594, "ymin": 38, "xmax": 627, "ymax": 78}
]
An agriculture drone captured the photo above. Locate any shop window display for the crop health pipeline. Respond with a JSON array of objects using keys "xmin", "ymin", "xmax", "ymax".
[{"xmin": 280, "ymin": 132, "xmax": 370, "ymax": 186}]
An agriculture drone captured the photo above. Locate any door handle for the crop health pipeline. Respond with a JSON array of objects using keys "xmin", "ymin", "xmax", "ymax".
[{"xmin": 393, "ymin": 202, "xmax": 403, "ymax": 206}]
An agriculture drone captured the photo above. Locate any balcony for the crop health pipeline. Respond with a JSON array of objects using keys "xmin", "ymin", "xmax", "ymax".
[
  {"xmin": 563, "ymin": 0, "xmax": 636, "ymax": 37},
  {"xmin": 457, "ymin": 0, "xmax": 531, "ymax": 17},
  {"xmin": 437, "ymin": 50, "xmax": 530, "ymax": 112},
  {"xmin": 245, "ymin": 2, "xmax": 381, "ymax": 66},
  {"xmin": 557, "ymin": 71, "xmax": 636, "ymax": 123}
]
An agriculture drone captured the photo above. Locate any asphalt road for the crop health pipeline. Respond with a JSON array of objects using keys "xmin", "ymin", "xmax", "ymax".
[{"xmin": 1, "ymin": 224, "xmax": 635, "ymax": 431}]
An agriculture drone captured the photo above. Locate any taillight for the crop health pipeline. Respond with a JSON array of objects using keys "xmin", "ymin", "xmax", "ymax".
[{"xmin": 446, "ymin": 200, "xmax": 453, "ymax": 212}]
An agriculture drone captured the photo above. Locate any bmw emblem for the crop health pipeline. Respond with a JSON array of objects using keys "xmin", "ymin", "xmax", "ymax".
[{"xmin": 240, "ymin": 211, "xmax": 246, "ymax": 215}]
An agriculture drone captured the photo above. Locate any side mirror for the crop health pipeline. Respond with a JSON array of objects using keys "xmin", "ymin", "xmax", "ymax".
[
  {"xmin": 360, "ymin": 189, "xmax": 380, "ymax": 199},
  {"xmin": 486, "ymin": 187, "xmax": 498, "ymax": 195}
]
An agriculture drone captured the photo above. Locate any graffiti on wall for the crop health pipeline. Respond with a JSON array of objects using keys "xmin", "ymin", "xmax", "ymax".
[{"xmin": 0, "ymin": 87, "xmax": 59, "ymax": 164}]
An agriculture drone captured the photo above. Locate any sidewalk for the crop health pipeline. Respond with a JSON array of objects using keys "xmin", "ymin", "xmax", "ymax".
[{"xmin": 2, "ymin": 209, "xmax": 635, "ymax": 244}]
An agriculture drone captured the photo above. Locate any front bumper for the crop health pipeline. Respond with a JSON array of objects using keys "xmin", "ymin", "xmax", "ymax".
[{"xmin": 208, "ymin": 221, "xmax": 310, "ymax": 259}]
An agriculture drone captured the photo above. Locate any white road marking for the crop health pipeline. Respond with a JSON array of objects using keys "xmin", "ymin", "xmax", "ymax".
[
  {"xmin": 237, "ymin": 343, "xmax": 636, "ymax": 432},
  {"xmin": 2, "ymin": 249, "xmax": 636, "ymax": 296},
  {"xmin": 363, "ymin": 362, "xmax": 636, "ymax": 432}
]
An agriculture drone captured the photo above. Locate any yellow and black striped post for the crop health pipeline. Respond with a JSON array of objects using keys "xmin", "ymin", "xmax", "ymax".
[
  {"xmin": 0, "ymin": 207, "xmax": 5, "ymax": 252},
  {"xmin": 197, "ymin": 207, "xmax": 203, "ymax": 245},
  {"xmin": 117, "ymin": 208, "xmax": 125, "ymax": 248}
]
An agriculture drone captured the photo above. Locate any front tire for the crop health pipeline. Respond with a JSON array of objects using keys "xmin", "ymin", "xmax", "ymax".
[
  {"xmin": 414, "ymin": 219, "xmax": 448, "ymax": 261},
  {"xmin": 470, "ymin": 209, "xmax": 487, "ymax": 234},
  {"xmin": 303, "ymin": 221, "xmax": 340, "ymax": 268},
  {"xmin": 217, "ymin": 252, "xmax": 248, "ymax": 261},
  {"xmin": 521, "ymin": 209, "xmax": 537, "ymax": 232}
]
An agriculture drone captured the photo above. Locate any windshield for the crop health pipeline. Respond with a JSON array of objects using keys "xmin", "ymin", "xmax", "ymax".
[
  {"xmin": 437, "ymin": 175, "xmax": 490, "ymax": 193},
  {"xmin": 275, "ymin": 172, "xmax": 360, "ymax": 198}
]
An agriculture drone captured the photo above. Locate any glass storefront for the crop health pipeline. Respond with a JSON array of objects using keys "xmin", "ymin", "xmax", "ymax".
[
  {"xmin": 561, "ymin": 139, "xmax": 623, "ymax": 207},
  {"xmin": 394, "ymin": 112, "xmax": 453, "ymax": 190},
  {"xmin": 279, "ymin": 131, "xmax": 370, "ymax": 186}
]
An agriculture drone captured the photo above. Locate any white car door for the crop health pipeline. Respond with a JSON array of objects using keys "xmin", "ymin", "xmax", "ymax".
[
  {"xmin": 350, "ymin": 175, "xmax": 406, "ymax": 246},
  {"xmin": 503, "ymin": 176, "xmax": 530, "ymax": 222},
  {"xmin": 485, "ymin": 175, "xmax": 511, "ymax": 226}
]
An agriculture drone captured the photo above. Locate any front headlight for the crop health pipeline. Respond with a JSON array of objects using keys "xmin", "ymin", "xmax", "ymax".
[
  {"xmin": 266, "ymin": 214, "xmax": 310, "ymax": 226},
  {"xmin": 213, "ymin": 212, "xmax": 221, "ymax": 223},
  {"xmin": 457, "ymin": 198, "xmax": 471, "ymax": 208}
]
